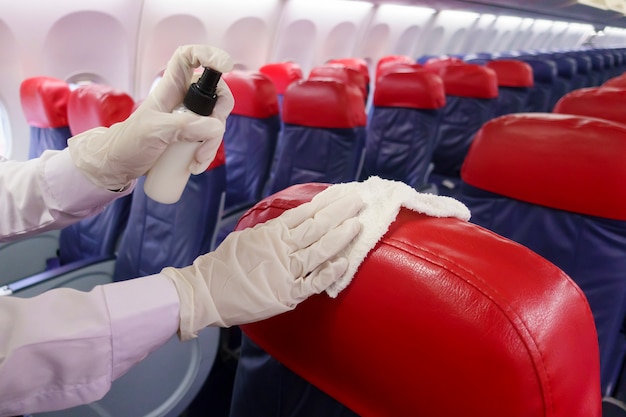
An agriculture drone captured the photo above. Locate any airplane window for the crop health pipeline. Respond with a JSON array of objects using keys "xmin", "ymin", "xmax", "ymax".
[{"xmin": 0, "ymin": 101, "xmax": 11, "ymax": 157}]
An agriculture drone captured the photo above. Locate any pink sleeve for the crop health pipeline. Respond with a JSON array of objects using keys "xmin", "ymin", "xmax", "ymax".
[
  {"xmin": 0, "ymin": 274, "xmax": 179, "ymax": 416},
  {"xmin": 0, "ymin": 148, "xmax": 135, "ymax": 242}
]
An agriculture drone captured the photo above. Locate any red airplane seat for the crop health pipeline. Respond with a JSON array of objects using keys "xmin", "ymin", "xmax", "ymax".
[
  {"xmin": 428, "ymin": 63, "xmax": 499, "ymax": 198},
  {"xmin": 486, "ymin": 59, "xmax": 534, "ymax": 116},
  {"xmin": 259, "ymin": 61, "xmax": 304, "ymax": 96},
  {"xmin": 19, "ymin": 76, "xmax": 71, "ymax": 158},
  {"xmin": 263, "ymin": 79, "xmax": 365, "ymax": 196},
  {"xmin": 553, "ymin": 86, "xmax": 626, "ymax": 125},
  {"xmin": 603, "ymin": 74, "xmax": 626, "ymax": 89},
  {"xmin": 229, "ymin": 182, "xmax": 601, "ymax": 417},
  {"xmin": 375, "ymin": 54, "xmax": 417, "ymax": 80},
  {"xmin": 362, "ymin": 68, "xmax": 445, "ymax": 190},
  {"xmin": 459, "ymin": 112, "xmax": 626, "ymax": 399}
]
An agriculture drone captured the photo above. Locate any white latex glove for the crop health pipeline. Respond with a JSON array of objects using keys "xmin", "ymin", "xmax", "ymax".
[
  {"xmin": 68, "ymin": 44, "xmax": 235, "ymax": 190},
  {"xmin": 162, "ymin": 186, "xmax": 365, "ymax": 341}
]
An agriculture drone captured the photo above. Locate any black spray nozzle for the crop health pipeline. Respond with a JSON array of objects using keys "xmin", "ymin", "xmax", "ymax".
[{"xmin": 183, "ymin": 67, "xmax": 222, "ymax": 116}]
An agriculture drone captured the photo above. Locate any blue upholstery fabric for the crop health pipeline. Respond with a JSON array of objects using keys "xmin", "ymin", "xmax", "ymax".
[
  {"xmin": 58, "ymin": 194, "xmax": 132, "ymax": 265},
  {"xmin": 459, "ymin": 183, "xmax": 626, "ymax": 395},
  {"xmin": 361, "ymin": 106, "xmax": 440, "ymax": 189},
  {"xmin": 264, "ymin": 126, "xmax": 362, "ymax": 197},
  {"xmin": 113, "ymin": 167, "xmax": 226, "ymax": 281},
  {"xmin": 519, "ymin": 58, "xmax": 557, "ymax": 112},
  {"xmin": 493, "ymin": 86, "xmax": 530, "ymax": 117},
  {"xmin": 223, "ymin": 114, "xmax": 281, "ymax": 213},
  {"xmin": 432, "ymin": 96, "xmax": 495, "ymax": 178},
  {"xmin": 28, "ymin": 125, "xmax": 71, "ymax": 159}
]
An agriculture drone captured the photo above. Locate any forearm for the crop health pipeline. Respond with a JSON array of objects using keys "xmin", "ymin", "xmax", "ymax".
[
  {"xmin": 0, "ymin": 148, "xmax": 134, "ymax": 242},
  {"xmin": 0, "ymin": 274, "xmax": 179, "ymax": 416}
]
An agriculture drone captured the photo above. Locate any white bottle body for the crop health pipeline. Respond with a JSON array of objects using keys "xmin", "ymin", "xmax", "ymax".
[{"xmin": 143, "ymin": 106, "xmax": 201, "ymax": 204}]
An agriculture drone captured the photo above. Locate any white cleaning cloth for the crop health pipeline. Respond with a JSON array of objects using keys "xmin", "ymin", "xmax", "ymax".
[{"xmin": 312, "ymin": 176, "xmax": 471, "ymax": 298}]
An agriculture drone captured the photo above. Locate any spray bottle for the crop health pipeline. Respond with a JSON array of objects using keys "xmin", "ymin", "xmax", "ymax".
[{"xmin": 143, "ymin": 67, "xmax": 222, "ymax": 204}]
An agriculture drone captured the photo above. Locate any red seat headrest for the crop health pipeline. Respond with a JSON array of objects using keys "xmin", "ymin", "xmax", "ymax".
[
  {"xmin": 438, "ymin": 64, "xmax": 499, "ymax": 99},
  {"xmin": 376, "ymin": 61, "xmax": 423, "ymax": 81},
  {"xmin": 376, "ymin": 55, "xmax": 416, "ymax": 79},
  {"xmin": 282, "ymin": 79, "xmax": 366, "ymax": 128},
  {"xmin": 373, "ymin": 69, "xmax": 445, "ymax": 109},
  {"xmin": 326, "ymin": 57, "xmax": 370, "ymax": 85},
  {"xmin": 308, "ymin": 64, "xmax": 368, "ymax": 103},
  {"xmin": 461, "ymin": 113, "xmax": 626, "ymax": 221},
  {"xmin": 67, "ymin": 84, "xmax": 134, "ymax": 136},
  {"xmin": 486, "ymin": 59, "xmax": 534, "ymax": 87},
  {"xmin": 423, "ymin": 56, "xmax": 465, "ymax": 74},
  {"xmin": 259, "ymin": 62, "xmax": 304, "ymax": 95},
  {"xmin": 205, "ymin": 141, "xmax": 225, "ymax": 171},
  {"xmin": 603, "ymin": 74, "xmax": 626, "ymax": 89},
  {"xmin": 19, "ymin": 76, "xmax": 71, "ymax": 128},
  {"xmin": 553, "ymin": 86, "xmax": 626, "ymax": 125},
  {"xmin": 237, "ymin": 182, "xmax": 601, "ymax": 417},
  {"xmin": 223, "ymin": 70, "xmax": 279, "ymax": 118}
]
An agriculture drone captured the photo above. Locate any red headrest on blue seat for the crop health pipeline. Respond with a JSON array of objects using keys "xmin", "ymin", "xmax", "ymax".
[
  {"xmin": 373, "ymin": 68, "xmax": 445, "ymax": 109},
  {"xmin": 438, "ymin": 64, "xmax": 499, "ymax": 99},
  {"xmin": 376, "ymin": 55, "xmax": 416, "ymax": 80},
  {"xmin": 223, "ymin": 70, "xmax": 279, "ymax": 118},
  {"xmin": 486, "ymin": 59, "xmax": 534, "ymax": 88},
  {"xmin": 67, "ymin": 83, "xmax": 134, "ymax": 136},
  {"xmin": 309, "ymin": 64, "xmax": 368, "ymax": 104},
  {"xmin": 20, "ymin": 76, "xmax": 71, "ymax": 128},
  {"xmin": 259, "ymin": 61, "xmax": 304, "ymax": 95},
  {"xmin": 282, "ymin": 79, "xmax": 366, "ymax": 128},
  {"xmin": 326, "ymin": 57, "xmax": 370, "ymax": 85},
  {"xmin": 553, "ymin": 86, "xmax": 626, "ymax": 125},
  {"xmin": 236, "ymin": 182, "xmax": 601, "ymax": 417},
  {"xmin": 461, "ymin": 113, "xmax": 626, "ymax": 221}
]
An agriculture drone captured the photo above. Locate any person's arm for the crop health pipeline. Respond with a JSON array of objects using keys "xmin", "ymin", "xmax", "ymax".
[
  {"xmin": 0, "ymin": 274, "xmax": 179, "ymax": 416},
  {"xmin": 0, "ymin": 149, "xmax": 134, "ymax": 242}
]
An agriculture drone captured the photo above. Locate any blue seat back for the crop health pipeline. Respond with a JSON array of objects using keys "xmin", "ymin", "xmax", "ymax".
[
  {"xmin": 459, "ymin": 113, "xmax": 626, "ymax": 396},
  {"xmin": 486, "ymin": 59, "xmax": 534, "ymax": 117},
  {"xmin": 113, "ymin": 146, "xmax": 226, "ymax": 281},
  {"xmin": 361, "ymin": 67, "xmax": 445, "ymax": 189},
  {"xmin": 263, "ymin": 79, "xmax": 366, "ymax": 196},
  {"xmin": 222, "ymin": 71, "xmax": 281, "ymax": 213},
  {"xmin": 519, "ymin": 58, "xmax": 558, "ymax": 112},
  {"xmin": 19, "ymin": 76, "xmax": 71, "ymax": 158}
]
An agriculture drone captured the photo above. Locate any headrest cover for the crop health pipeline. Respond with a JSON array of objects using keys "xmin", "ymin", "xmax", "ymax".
[
  {"xmin": 67, "ymin": 84, "xmax": 135, "ymax": 136},
  {"xmin": 376, "ymin": 61, "xmax": 422, "ymax": 80},
  {"xmin": 603, "ymin": 75, "xmax": 626, "ymax": 89},
  {"xmin": 439, "ymin": 64, "xmax": 499, "ymax": 99},
  {"xmin": 553, "ymin": 87, "xmax": 626, "ymax": 125},
  {"xmin": 223, "ymin": 70, "xmax": 279, "ymax": 118},
  {"xmin": 423, "ymin": 57, "xmax": 466, "ymax": 74},
  {"xmin": 309, "ymin": 64, "xmax": 368, "ymax": 102},
  {"xmin": 461, "ymin": 113, "xmax": 626, "ymax": 221},
  {"xmin": 374, "ymin": 69, "xmax": 445, "ymax": 109},
  {"xmin": 326, "ymin": 58, "xmax": 370, "ymax": 84},
  {"xmin": 486, "ymin": 60, "xmax": 534, "ymax": 87},
  {"xmin": 20, "ymin": 76, "xmax": 71, "ymax": 128},
  {"xmin": 237, "ymin": 182, "xmax": 601, "ymax": 417},
  {"xmin": 521, "ymin": 59, "xmax": 557, "ymax": 83},
  {"xmin": 376, "ymin": 55, "xmax": 415, "ymax": 78},
  {"xmin": 259, "ymin": 62, "xmax": 304, "ymax": 94},
  {"xmin": 282, "ymin": 79, "xmax": 366, "ymax": 128}
]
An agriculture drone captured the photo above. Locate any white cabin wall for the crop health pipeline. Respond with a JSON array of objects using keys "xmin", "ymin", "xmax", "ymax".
[{"xmin": 136, "ymin": 0, "xmax": 283, "ymax": 100}]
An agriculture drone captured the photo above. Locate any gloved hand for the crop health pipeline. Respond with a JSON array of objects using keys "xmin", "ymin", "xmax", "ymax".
[
  {"xmin": 68, "ymin": 44, "xmax": 234, "ymax": 190},
  {"xmin": 162, "ymin": 186, "xmax": 365, "ymax": 341}
]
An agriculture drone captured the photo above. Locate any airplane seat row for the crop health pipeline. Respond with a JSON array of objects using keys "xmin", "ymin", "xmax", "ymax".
[
  {"xmin": 19, "ymin": 76, "xmax": 72, "ymax": 159},
  {"xmin": 228, "ymin": 181, "xmax": 602, "ymax": 417},
  {"xmin": 262, "ymin": 77, "xmax": 366, "ymax": 197},
  {"xmin": 458, "ymin": 112, "xmax": 626, "ymax": 399},
  {"xmin": 360, "ymin": 65, "xmax": 445, "ymax": 191}
]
